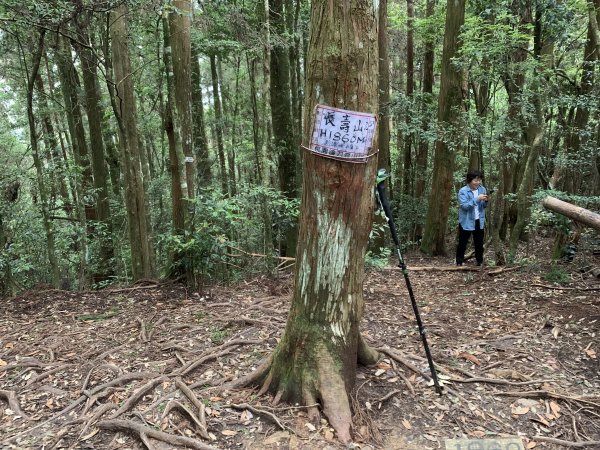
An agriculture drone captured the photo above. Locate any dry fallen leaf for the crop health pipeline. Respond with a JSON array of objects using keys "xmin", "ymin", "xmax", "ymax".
[
  {"xmin": 324, "ymin": 429, "xmax": 334, "ymax": 441},
  {"xmin": 401, "ymin": 419, "xmax": 412, "ymax": 429},
  {"xmin": 0, "ymin": 359, "xmax": 7, "ymax": 367},
  {"xmin": 584, "ymin": 348, "xmax": 596, "ymax": 359},
  {"xmin": 511, "ymin": 405, "xmax": 530, "ymax": 415},
  {"xmin": 469, "ymin": 430, "xmax": 485, "ymax": 438},
  {"xmin": 458, "ymin": 351, "xmax": 481, "ymax": 365},
  {"xmin": 305, "ymin": 422, "xmax": 317, "ymax": 432},
  {"xmin": 550, "ymin": 401, "xmax": 561, "ymax": 417},
  {"xmin": 535, "ymin": 414, "xmax": 550, "ymax": 426},
  {"xmin": 221, "ymin": 430, "xmax": 237, "ymax": 436},
  {"xmin": 526, "ymin": 441, "xmax": 537, "ymax": 448}
]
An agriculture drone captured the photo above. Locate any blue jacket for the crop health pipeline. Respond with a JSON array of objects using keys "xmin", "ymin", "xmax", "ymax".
[{"xmin": 458, "ymin": 184, "xmax": 488, "ymax": 230}]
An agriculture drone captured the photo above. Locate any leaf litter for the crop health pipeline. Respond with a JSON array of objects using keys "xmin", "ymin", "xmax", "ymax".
[{"xmin": 0, "ymin": 238, "xmax": 599, "ymax": 449}]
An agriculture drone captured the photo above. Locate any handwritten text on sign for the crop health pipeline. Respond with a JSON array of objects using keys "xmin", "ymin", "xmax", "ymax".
[{"xmin": 310, "ymin": 105, "xmax": 377, "ymax": 161}]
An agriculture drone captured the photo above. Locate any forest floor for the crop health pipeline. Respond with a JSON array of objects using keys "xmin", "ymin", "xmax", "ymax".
[{"xmin": 1, "ymin": 236, "xmax": 599, "ymax": 450}]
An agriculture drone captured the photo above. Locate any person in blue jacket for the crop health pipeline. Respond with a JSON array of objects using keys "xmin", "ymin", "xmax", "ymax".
[{"xmin": 456, "ymin": 170, "xmax": 489, "ymax": 266}]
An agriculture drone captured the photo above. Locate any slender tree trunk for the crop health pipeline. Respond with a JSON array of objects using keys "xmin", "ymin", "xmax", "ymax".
[
  {"xmin": 169, "ymin": 0, "xmax": 195, "ymax": 202},
  {"xmin": 162, "ymin": 17, "xmax": 185, "ymax": 241},
  {"xmin": 509, "ymin": 3, "xmax": 547, "ymax": 255},
  {"xmin": 378, "ymin": 0, "xmax": 391, "ymax": 182},
  {"xmin": 402, "ymin": 0, "xmax": 415, "ymax": 197},
  {"xmin": 227, "ymin": 57, "xmax": 241, "ymax": 197},
  {"xmin": 270, "ymin": 0, "xmax": 298, "ymax": 256},
  {"xmin": 191, "ymin": 43, "xmax": 211, "ymax": 186},
  {"xmin": 24, "ymin": 31, "xmax": 60, "ymax": 287},
  {"xmin": 421, "ymin": 0, "xmax": 466, "ymax": 255},
  {"xmin": 370, "ymin": 0, "xmax": 391, "ymax": 253},
  {"xmin": 76, "ymin": 23, "xmax": 115, "ymax": 281},
  {"xmin": 110, "ymin": 4, "xmax": 155, "ymax": 280},
  {"xmin": 35, "ymin": 74, "xmax": 69, "ymax": 209},
  {"xmin": 262, "ymin": 0, "xmax": 380, "ymax": 442},
  {"xmin": 55, "ymin": 34, "xmax": 91, "ymax": 286},
  {"xmin": 210, "ymin": 53, "xmax": 229, "ymax": 196},
  {"xmin": 414, "ymin": 0, "xmax": 435, "ymax": 239},
  {"xmin": 248, "ymin": 54, "xmax": 274, "ymax": 255}
]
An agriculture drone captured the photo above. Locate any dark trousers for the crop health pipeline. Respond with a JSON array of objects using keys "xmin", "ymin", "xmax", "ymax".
[{"xmin": 456, "ymin": 219, "xmax": 484, "ymax": 265}]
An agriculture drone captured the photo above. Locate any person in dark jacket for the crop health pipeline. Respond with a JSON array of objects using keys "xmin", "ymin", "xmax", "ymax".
[{"xmin": 456, "ymin": 170, "xmax": 489, "ymax": 266}]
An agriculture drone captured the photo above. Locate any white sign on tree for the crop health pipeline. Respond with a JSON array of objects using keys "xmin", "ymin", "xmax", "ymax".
[{"xmin": 308, "ymin": 105, "xmax": 377, "ymax": 162}]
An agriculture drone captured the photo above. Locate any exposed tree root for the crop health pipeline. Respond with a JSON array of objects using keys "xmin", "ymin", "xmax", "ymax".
[
  {"xmin": 24, "ymin": 363, "xmax": 74, "ymax": 388},
  {"xmin": 532, "ymin": 436, "xmax": 600, "ymax": 448},
  {"xmin": 357, "ymin": 334, "xmax": 381, "ymax": 365},
  {"xmin": 79, "ymin": 402, "xmax": 117, "ymax": 438},
  {"xmin": 0, "ymin": 389, "xmax": 28, "ymax": 420},
  {"xmin": 3, "ymin": 371, "xmax": 157, "ymax": 443},
  {"xmin": 109, "ymin": 376, "xmax": 167, "ymax": 419},
  {"xmin": 161, "ymin": 399, "xmax": 209, "ymax": 439},
  {"xmin": 81, "ymin": 363, "xmax": 123, "ymax": 391},
  {"xmin": 230, "ymin": 402, "xmax": 288, "ymax": 431},
  {"xmin": 97, "ymin": 418, "xmax": 219, "ymax": 450}
]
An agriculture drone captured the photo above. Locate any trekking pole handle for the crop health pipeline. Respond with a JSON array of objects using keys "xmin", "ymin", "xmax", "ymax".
[{"xmin": 376, "ymin": 180, "xmax": 400, "ymax": 248}]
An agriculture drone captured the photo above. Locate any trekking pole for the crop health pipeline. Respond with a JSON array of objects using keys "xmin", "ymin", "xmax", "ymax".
[{"xmin": 375, "ymin": 169, "xmax": 443, "ymax": 395}]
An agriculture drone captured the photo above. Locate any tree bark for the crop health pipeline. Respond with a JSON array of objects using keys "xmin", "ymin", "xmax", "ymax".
[
  {"xmin": 162, "ymin": 17, "xmax": 185, "ymax": 240},
  {"xmin": 261, "ymin": 1, "xmax": 380, "ymax": 443},
  {"xmin": 25, "ymin": 31, "xmax": 60, "ymax": 287},
  {"xmin": 420, "ymin": 0, "xmax": 466, "ymax": 255},
  {"xmin": 191, "ymin": 43, "xmax": 211, "ymax": 186},
  {"xmin": 169, "ymin": 0, "xmax": 195, "ymax": 201},
  {"xmin": 75, "ymin": 22, "xmax": 115, "ymax": 282},
  {"xmin": 55, "ymin": 34, "xmax": 91, "ymax": 287},
  {"xmin": 110, "ymin": 4, "xmax": 155, "ymax": 280}
]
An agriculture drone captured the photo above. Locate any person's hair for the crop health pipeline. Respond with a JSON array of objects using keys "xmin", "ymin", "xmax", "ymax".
[{"xmin": 466, "ymin": 170, "xmax": 483, "ymax": 183}]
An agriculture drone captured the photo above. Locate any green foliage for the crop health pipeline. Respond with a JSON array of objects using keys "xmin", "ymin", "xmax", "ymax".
[
  {"xmin": 161, "ymin": 186, "xmax": 299, "ymax": 282},
  {"xmin": 543, "ymin": 264, "xmax": 570, "ymax": 284},
  {"xmin": 209, "ymin": 326, "xmax": 229, "ymax": 344},
  {"xmin": 365, "ymin": 247, "xmax": 391, "ymax": 269}
]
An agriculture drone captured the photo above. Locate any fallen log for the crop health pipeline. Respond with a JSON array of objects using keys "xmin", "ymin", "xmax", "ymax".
[{"xmin": 542, "ymin": 196, "xmax": 600, "ymax": 231}]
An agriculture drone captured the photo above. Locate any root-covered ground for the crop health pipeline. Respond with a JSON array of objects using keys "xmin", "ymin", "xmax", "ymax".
[{"xmin": 1, "ymin": 241, "xmax": 599, "ymax": 449}]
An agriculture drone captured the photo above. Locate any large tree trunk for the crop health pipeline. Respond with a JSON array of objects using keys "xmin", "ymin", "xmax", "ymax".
[
  {"xmin": 260, "ymin": 0, "xmax": 380, "ymax": 443},
  {"xmin": 110, "ymin": 4, "xmax": 155, "ymax": 280},
  {"xmin": 542, "ymin": 197, "xmax": 600, "ymax": 231},
  {"xmin": 420, "ymin": 0, "xmax": 466, "ymax": 255}
]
